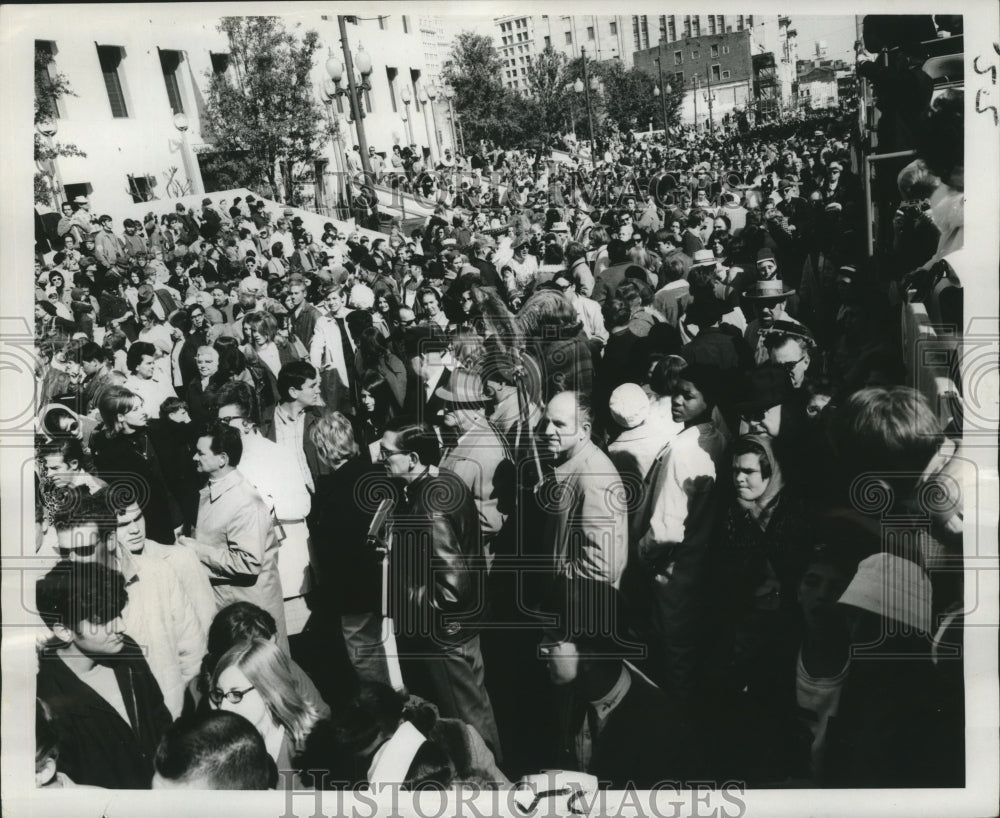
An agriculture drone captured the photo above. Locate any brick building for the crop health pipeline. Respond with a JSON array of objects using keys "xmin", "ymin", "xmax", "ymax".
[{"xmin": 634, "ymin": 30, "xmax": 755, "ymax": 130}]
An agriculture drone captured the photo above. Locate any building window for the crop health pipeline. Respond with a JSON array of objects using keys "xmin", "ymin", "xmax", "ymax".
[
  {"xmin": 64, "ymin": 182, "xmax": 93, "ymax": 205},
  {"xmin": 708, "ymin": 16, "xmax": 717, "ymax": 35},
  {"xmin": 667, "ymin": 16, "xmax": 676, "ymax": 41},
  {"xmin": 683, "ymin": 16, "xmax": 691, "ymax": 38},
  {"xmin": 210, "ymin": 51, "xmax": 231, "ymax": 78},
  {"xmin": 710, "ymin": 44, "xmax": 719, "ymax": 58},
  {"xmin": 722, "ymin": 70, "xmax": 731, "ymax": 79},
  {"xmin": 691, "ymin": 51, "xmax": 699, "ymax": 60},
  {"xmin": 736, "ymin": 15, "xmax": 744, "ymax": 31},
  {"xmin": 96, "ymin": 45, "xmax": 128, "ymax": 118},
  {"xmin": 723, "ymin": 46, "xmax": 730, "ymax": 54},
  {"xmin": 36, "ymin": 40, "xmax": 64, "ymax": 118},
  {"xmin": 410, "ymin": 69, "xmax": 421, "ymax": 110},
  {"xmin": 386, "ymin": 66, "xmax": 398, "ymax": 112},
  {"xmin": 587, "ymin": 26, "xmax": 595, "ymax": 40},
  {"xmin": 159, "ymin": 49, "xmax": 184, "ymax": 115},
  {"xmin": 126, "ymin": 174, "xmax": 155, "ymax": 203},
  {"xmin": 674, "ymin": 72, "xmax": 684, "ymax": 86},
  {"xmin": 632, "ymin": 16, "xmax": 640, "ymax": 50},
  {"xmin": 711, "ymin": 64, "xmax": 721, "ymax": 82},
  {"xmin": 609, "ymin": 20, "xmax": 617, "ymax": 35},
  {"xmin": 659, "ymin": 16, "xmax": 667, "ymax": 41},
  {"xmin": 692, "ymin": 16, "xmax": 700, "ymax": 37},
  {"xmin": 716, "ymin": 16, "xmax": 725, "ymax": 33},
  {"xmin": 544, "ymin": 35, "xmax": 551, "ymax": 47},
  {"xmin": 565, "ymin": 31, "xmax": 572, "ymax": 45},
  {"xmin": 640, "ymin": 16, "xmax": 650, "ymax": 48},
  {"xmin": 747, "ymin": 16, "xmax": 754, "ymax": 28},
  {"xmin": 674, "ymin": 50, "xmax": 683, "ymax": 65}
]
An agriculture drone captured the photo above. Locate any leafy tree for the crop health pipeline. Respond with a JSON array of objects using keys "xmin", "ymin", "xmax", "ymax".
[
  {"xmin": 443, "ymin": 32, "xmax": 529, "ymax": 149},
  {"xmin": 203, "ymin": 16, "xmax": 322, "ymax": 203},
  {"xmin": 566, "ymin": 56, "xmax": 683, "ymax": 137},
  {"xmin": 523, "ymin": 46, "xmax": 571, "ymax": 144},
  {"xmin": 34, "ymin": 43, "xmax": 86, "ymax": 206}
]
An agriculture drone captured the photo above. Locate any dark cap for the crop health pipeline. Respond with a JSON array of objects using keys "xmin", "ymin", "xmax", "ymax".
[
  {"xmin": 735, "ymin": 364, "xmax": 795, "ymax": 415},
  {"xmin": 684, "ymin": 297, "xmax": 727, "ymax": 329},
  {"xmin": 403, "ymin": 325, "xmax": 450, "ymax": 359}
]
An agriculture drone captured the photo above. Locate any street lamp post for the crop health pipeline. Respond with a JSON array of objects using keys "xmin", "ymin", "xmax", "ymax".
[
  {"xmin": 172, "ymin": 112, "xmax": 204, "ymax": 195},
  {"xmin": 400, "ymin": 84, "xmax": 415, "ymax": 147},
  {"xmin": 580, "ymin": 47, "xmax": 596, "ymax": 150},
  {"xmin": 334, "ymin": 16, "xmax": 373, "ymax": 177},
  {"xmin": 655, "ymin": 55, "xmax": 669, "ymax": 131},
  {"xmin": 444, "ymin": 86, "xmax": 460, "ymax": 154},
  {"xmin": 564, "ymin": 82, "xmax": 577, "ymax": 140},
  {"xmin": 320, "ymin": 76, "xmax": 352, "ymax": 217},
  {"xmin": 705, "ymin": 66, "xmax": 716, "ymax": 133},
  {"xmin": 35, "ymin": 118, "xmax": 64, "ymax": 207},
  {"xmin": 693, "ymin": 74, "xmax": 700, "ymax": 131}
]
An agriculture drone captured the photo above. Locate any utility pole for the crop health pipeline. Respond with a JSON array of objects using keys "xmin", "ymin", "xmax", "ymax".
[
  {"xmin": 657, "ymin": 49, "xmax": 668, "ymax": 130},
  {"xmin": 338, "ymin": 15, "xmax": 372, "ymax": 177},
  {"xmin": 706, "ymin": 65, "xmax": 715, "ymax": 133},
  {"xmin": 582, "ymin": 46, "xmax": 596, "ymax": 149},
  {"xmin": 693, "ymin": 74, "xmax": 699, "ymax": 131}
]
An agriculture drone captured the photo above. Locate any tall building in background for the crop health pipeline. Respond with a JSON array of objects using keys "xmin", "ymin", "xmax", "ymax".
[
  {"xmin": 419, "ymin": 15, "xmax": 452, "ymax": 84},
  {"xmin": 493, "ymin": 14, "xmax": 795, "ymax": 95}
]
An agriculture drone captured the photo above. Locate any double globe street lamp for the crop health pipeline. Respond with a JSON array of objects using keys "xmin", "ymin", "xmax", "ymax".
[{"xmin": 325, "ymin": 19, "xmax": 374, "ymax": 177}]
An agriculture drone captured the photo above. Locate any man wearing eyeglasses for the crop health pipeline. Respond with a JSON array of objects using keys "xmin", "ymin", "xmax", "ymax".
[
  {"xmin": 49, "ymin": 485, "xmax": 207, "ymax": 719},
  {"xmin": 377, "ymin": 417, "xmax": 501, "ymax": 759},
  {"xmin": 764, "ymin": 324, "xmax": 816, "ymax": 389},
  {"xmin": 36, "ymin": 559, "xmax": 172, "ymax": 788}
]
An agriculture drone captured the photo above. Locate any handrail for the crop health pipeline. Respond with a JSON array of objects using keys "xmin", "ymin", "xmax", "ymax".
[{"xmin": 866, "ymin": 149, "xmax": 917, "ymax": 163}]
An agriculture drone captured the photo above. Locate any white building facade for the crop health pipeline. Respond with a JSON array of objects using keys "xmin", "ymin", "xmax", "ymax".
[{"xmin": 33, "ymin": 10, "xmax": 443, "ymax": 218}]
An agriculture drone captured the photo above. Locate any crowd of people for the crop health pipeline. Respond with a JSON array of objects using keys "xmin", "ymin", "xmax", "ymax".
[{"xmin": 32, "ymin": 31, "xmax": 967, "ymax": 794}]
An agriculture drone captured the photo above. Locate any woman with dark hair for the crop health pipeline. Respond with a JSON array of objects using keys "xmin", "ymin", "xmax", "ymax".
[
  {"xmin": 461, "ymin": 284, "xmax": 519, "ymax": 351},
  {"xmin": 374, "ymin": 290, "xmax": 402, "ymax": 337},
  {"xmin": 710, "ymin": 436, "xmax": 813, "ymax": 760},
  {"xmin": 266, "ymin": 241, "xmax": 288, "ymax": 279},
  {"xmin": 356, "ymin": 369, "xmax": 396, "ymax": 457},
  {"xmin": 626, "ymin": 362, "xmax": 731, "ymax": 776},
  {"xmin": 355, "ymin": 328, "xmax": 407, "ymax": 411},
  {"xmin": 89, "ymin": 386, "xmax": 184, "ymax": 543},
  {"xmin": 242, "ymin": 311, "xmax": 301, "ymax": 409},
  {"xmin": 45, "ymin": 269, "xmax": 72, "ymax": 309}
]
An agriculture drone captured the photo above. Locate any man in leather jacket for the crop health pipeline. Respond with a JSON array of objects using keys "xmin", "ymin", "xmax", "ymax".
[{"xmin": 379, "ymin": 416, "xmax": 502, "ymax": 760}]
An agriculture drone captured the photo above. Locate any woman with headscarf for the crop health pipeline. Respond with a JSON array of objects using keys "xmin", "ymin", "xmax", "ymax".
[{"xmin": 707, "ymin": 433, "xmax": 813, "ymax": 780}]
